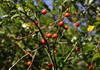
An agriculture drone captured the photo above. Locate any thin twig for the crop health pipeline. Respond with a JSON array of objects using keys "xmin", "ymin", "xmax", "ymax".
[
  {"xmin": 27, "ymin": 50, "xmax": 37, "ymax": 70},
  {"xmin": 8, "ymin": 53, "xmax": 29, "ymax": 70},
  {"xmin": 8, "ymin": 49, "xmax": 38, "ymax": 70},
  {"xmin": 15, "ymin": 26, "xmax": 46, "ymax": 40},
  {"xmin": 64, "ymin": 43, "xmax": 77, "ymax": 62}
]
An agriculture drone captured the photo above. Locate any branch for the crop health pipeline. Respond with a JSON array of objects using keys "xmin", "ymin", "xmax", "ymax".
[
  {"xmin": 27, "ymin": 50, "xmax": 37, "ymax": 70},
  {"xmin": 8, "ymin": 49, "xmax": 38, "ymax": 70},
  {"xmin": 20, "ymin": 10, "xmax": 55, "ymax": 70},
  {"xmin": 8, "ymin": 53, "xmax": 29, "ymax": 70},
  {"xmin": 64, "ymin": 43, "xmax": 77, "ymax": 62},
  {"xmin": 15, "ymin": 26, "xmax": 46, "ymax": 40}
]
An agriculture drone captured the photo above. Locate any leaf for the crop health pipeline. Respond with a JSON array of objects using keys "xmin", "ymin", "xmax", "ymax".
[
  {"xmin": 2, "ymin": 15, "xmax": 8, "ymax": 18},
  {"xmin": 16, "ymin": 4, "xmax": 23, "ymax": 11},
  {"xmin": 92, "ymin": 53, "xmax": 100, "ymax": 62},
  {"xmin": 0, "ymin": 30, "xmax": 5, "ymax": 34},
  {"xmin": 80, "ymin": 26, "xmax": 87, "ymax": 32},
  {"xmin": 83, "ymin": 44, "xmax": 95, "ymax": 53},
  {"xmin": 40, "ymin": 15, "xmax": 54, "ymax": 24},
  {"xmin": 70, "ymin": 5, "xmax": 76, "ymax": 14},
  {"xmin": 94, "ymin": 22, "xmax": 100, "ymax": 25},
  {"xmin": 89, "ymin": 0, "xmax": 94, "ymax": 5},
  {"xmin": 51, "ymin": 10, "xmax": 59, "ymax": 14},
  {"xmin": 16, "ymin": 4, "xmax": 21, "ymax": 8},
  {"xmin": 11, "ymin": 14, "xmax": 20, "ymax": 19},
  {"xmin": 15, "ymin": 41, "xmax": 25, "ymax": 49},
  {"xmin": 85, "ymin": 0, "xmax": 94, "ymax": 5},
  {"xmin": 96, "ymin": 17, "xmax": 100, "ymax": 21}
]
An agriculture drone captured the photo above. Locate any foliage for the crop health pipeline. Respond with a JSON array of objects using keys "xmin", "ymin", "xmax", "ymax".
[{"xmin": 0, "ymin": 0, "xmax": 100, "ymax": 70}]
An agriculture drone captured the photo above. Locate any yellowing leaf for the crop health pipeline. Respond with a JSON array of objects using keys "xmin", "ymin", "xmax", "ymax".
[
  {"xmin": 73, "ymin": 17, "xmax": 78, "ymax": 22},
  {"xmin": 16, "ymin": 4, "xmax": 21, "ymax": 8},
  {"xmin": 87, "ymin": 25, "xmax": 95, "ymax": 32},
  {"xmin": 22, "ymin": 22, "xmax": 34, "ymax": 28},
  {"xmin": 96, "ymin": 17, "xmax": 100, "ymax": 21}
]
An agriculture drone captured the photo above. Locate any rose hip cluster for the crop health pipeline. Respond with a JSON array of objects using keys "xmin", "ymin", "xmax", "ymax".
[
  {"xmin": 40, "ymin": 9, "xmax": 81, "ymax": 45},
  {"xmin": 40, "ymin": 33, "xmax": 58, "ymax": 45},
  {"xmin": 31, "ymin": 9, "xmax": 92, "ymax": 70}
]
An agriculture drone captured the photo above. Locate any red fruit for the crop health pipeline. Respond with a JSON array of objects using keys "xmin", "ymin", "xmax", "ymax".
[
  {"xmin": 75, "ymin": 47, "xmax": 80, "ymax": 51},
  {"xmin": 34, "ymin": 21, "xmax": 39, "ymax": 25},
  {"xmin": 47, "ymin": 64, "xmax": 53, "ymax": 67},
  {"xmin": 52, "ymin": 34, "xmax": 58, "ymax": 38},
  {"xmin": 53, "ymin": 50, "xmax": 57, "ymax": 54},
  {"xmin": 26, "ymin": 61, "xmax": 32, "ymax": 66},
  {"xmin": 42, "ymin": 68, "xmax": 46, "ymax": 70},
  {"xmin": 75, "ymin": 22, "xmax": 80, "ymax": 27},
  {"xmin": 58, "ymin": 21, "xmax": 64, "ymax": 27},
  {"xmin": 88, "ymin": 65, "xmax": 94, "ymax": 70},
  {"xmin": 64, "ymin": 25, "xmax": 69, "ymax": 30},
  {"xmin": 40, "ymin": 40, "xmax": 46, "ymax": 45},
  {"xmin": 41, "ymin": 9, "xmax": 47, "ymax": 14},
  {"xmin": 46, "ymin": 33, "xmax": 52, "ymax": 38},
  {"xmin": 64, "ymin": 12, "xmax": 71, "ymax": 17}
]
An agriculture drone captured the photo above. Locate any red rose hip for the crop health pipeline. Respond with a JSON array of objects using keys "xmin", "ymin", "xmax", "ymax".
[
  {"xmin": 34, "ymin": 21, "xmax": 39, "ymax": 25},
  {"xmin": 58, "ymin": 21, "xmax": 64, "ymax": 27},
  {"xmin": 52, "ymin": 34, "xmax": 58, "ymax": 38},
  {"xmin": 75, "ymin": 22, "xmax": 80, "ymax": 27},
  {"xmin": 75, "ymin": 47, "xmax": 80, "ymax": 51},
  {"xmin": 47, "ymin": 63, "xmax": 53, "ymax": 67},
  {"xmin": 53, "ymin": 50, "xmax": 57, "ymax": 54},
  {"xmin": 40, "ymin": 40, "xmax": 46, "ymax": 45},
  {"xmin": 41, "ymin": 9, "xmax": 47, "ymax": 15},
  {"xmin": 46, "ymin": 33, "xmax": 52, "ymax": 38},
  {"xmin": 64, "ymin": 12, "xmax": 71, "ymax": 17},
  {"xmin": 41, "ymin": 68, "xmax": 46, "ymax": 70},
  {"xmin": 88, "ymin": 65, "xmax": 94, "ymax": 70},
  {"xmin": 26, "ymin": 61, "xmax": 32, "ymax": 66},
  {"xmin": 64, "ymin": 25, "xmax": 69, "ymax": 30}
]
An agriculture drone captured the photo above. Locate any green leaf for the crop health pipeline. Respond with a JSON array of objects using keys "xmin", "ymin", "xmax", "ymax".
[
  {"xmin": 70, "ymin": 5, "xmax": 76, "ymax": 14},
  {"xmin": 94, "ymin": 22, "xmax": 100, "ymax": 25},
  {"xmin": 51, "ymin": 10, "xmax": 59, "ymax": 14},
  {"xmin": 15, "ymin": 41, "xmax": 25, "ymax": 49},
  {"xmin": 80, "ymin": 26, "xmax": 87, "ymax": 32},
  {"xmin": 0, "ymin": 30, "xmax": 5, "ymax": 34},
  {"xmin": 83, "ymin": 44, "xmax": 95, "ymax": 53},
  {"xmin": 11, "ymin": 14, "xmax": 20, "ymax": 19},
  {"xmin": 16, "ymin": 4, "xmax": 21, "ymax": 8},
  {"xmin": 92, "ymin": 53, "xmax": 100, "ymax": 62},
  {"xmin": 2, "ymin": 15, "xmax": 8, "ymax": 18}
]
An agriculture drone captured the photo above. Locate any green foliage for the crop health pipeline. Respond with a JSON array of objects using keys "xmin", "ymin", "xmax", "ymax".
[
  {"xmin": 0, "ymin": 0, "xmax": 100, "ymax": 70},
  {"xmin": 83, "ymin": 44, "xmax": 95, "ymax": 53}
]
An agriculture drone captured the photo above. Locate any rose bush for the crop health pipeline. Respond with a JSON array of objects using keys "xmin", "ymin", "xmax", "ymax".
[{"xmin": 0, "ymin": 0, "xmax": 100, "ymax": 70}]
